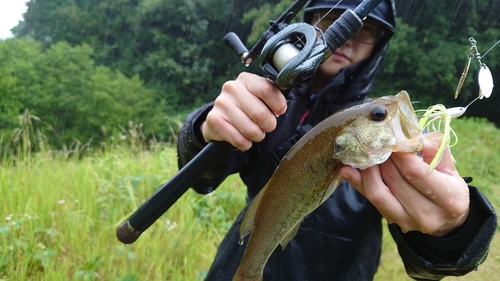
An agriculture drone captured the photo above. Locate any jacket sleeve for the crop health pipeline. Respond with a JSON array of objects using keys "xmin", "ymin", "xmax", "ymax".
[
  {"xmin": 176, "ymin": 102, "xmax": 247, "ymax": 194},
  {"xmin": 389, "ymin": 185, "xmax": 497, "ymax": 280}
]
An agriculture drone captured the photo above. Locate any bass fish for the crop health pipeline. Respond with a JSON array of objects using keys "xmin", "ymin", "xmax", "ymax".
[{"xmin": 233, "ymin": 91, "xmax": 423, "ymax": 281}]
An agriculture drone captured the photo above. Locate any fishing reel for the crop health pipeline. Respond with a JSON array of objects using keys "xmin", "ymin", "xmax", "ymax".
[
  {"xmin": 222, "ymin": 0, "xmax": 319, "ymax": 90},
  {"xmin": 258, "ymin": 23, "xmax": 327, "ymax": 89},
  {"xmin": 224, "ymin": 22, "xmax": 327, "ymax": 90},
  {"xmin": 223, "ymin": 0, "xmax": 373, "ymax": 90}
]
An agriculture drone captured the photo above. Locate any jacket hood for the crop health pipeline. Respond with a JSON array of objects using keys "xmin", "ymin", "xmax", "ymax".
[
  {"xmin": 303, "ymin": 0, "xmax": 397, "ymax": 123},
  {"xmin": 304, "ymin": 0, "xmax": 396, "ymax": 34}
]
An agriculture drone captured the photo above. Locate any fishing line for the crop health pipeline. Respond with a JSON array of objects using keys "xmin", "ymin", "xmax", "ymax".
[
  {"xmin": 311, "ymin": 0, "xmax": 344, "ymax": 29},
  {"xmin": 480, "ymin": 38, "xmax": 500, "ymax": 59},
  {"xmin": 291, "ymin": 0, "xmax": 344, "ymax": 48}
]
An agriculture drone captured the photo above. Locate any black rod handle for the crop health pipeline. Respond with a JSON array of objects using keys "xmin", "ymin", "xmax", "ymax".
[
  {"xmin": 116, "ymin": 141, "xmax": 233, "ymax": 244},
  {"xmin": 323, "ymin": 0, "xmax": 383, "ymax": 58}
]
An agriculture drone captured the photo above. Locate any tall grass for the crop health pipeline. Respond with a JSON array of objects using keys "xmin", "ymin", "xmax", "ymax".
[
  {"xmin": 0, "ymin": 117, "xmax": 499, "ymax": 280},
  {"xmin": 1, "ymin": 143, "xmax": 247, "ymax": 280}
]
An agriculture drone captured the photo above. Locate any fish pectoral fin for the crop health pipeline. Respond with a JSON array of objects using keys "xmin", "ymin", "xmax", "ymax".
[
  {"xmin": 280, "ymin": 221, "xmax": 301, "ymax": 250},
  {"xmin": 318, "ymin": 173, "xmax": 344, "ymax": 206},
  {"xmin": 238, "ymin": 184, "xmax": 268, "ymax": 245}
]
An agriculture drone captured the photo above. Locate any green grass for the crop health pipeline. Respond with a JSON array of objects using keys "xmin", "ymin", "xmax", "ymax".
[
  {"xmin": 0, "ymin": 146, "xmax": 247, "ymax": 280},
  {"xmin": 0, "ymin": 117, "xmax": 499, "ymax": 280}
]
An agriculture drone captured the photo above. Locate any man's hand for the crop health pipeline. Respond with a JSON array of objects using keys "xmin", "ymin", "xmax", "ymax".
[
  {"xmin": 339, "ymin": 132, "xmax": 470, "ymax": 237},
  {"xmin": 201, "ymin": 72, "xmax": 287, "ymax": 151}
]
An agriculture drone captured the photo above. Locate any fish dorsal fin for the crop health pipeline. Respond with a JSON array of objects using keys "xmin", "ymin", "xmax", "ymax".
[
  {"xmin": 238, "ymin": 184, "xmax": 268, "ymax": 245},
  {"xmin": 280, "ymin": 221, "xmax": 301, "ymax": 250}
]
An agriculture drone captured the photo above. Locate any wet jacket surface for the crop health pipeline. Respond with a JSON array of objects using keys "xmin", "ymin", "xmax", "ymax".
[{"xmin": 176, "ymin": 2, "xmax": 497, "ymax": 279}]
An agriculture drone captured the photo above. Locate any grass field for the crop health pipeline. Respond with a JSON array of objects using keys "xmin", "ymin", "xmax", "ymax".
[{"xmin": 0, "ymin": 117, "xmax": 499, "ymax": 280}]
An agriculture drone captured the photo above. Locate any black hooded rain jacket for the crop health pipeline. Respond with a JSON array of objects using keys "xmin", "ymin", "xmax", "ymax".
[{"xmin": 177, "ymin": 1, "xmax": 497, "ymax": 280}]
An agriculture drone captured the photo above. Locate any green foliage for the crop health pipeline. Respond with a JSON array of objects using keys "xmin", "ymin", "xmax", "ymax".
[
  {"xmin": 0, "ymin": 37, "xmax": 40, "ymax": 130},
  {"xmin": 243, "ymin": 0, "xmax": 298, "ymax": 46},
  {"xmin": 4, "ymin": 0, "xmax": 500, "ymax": 145},
  {"xmin": 13, "ymin": 0, "xmax": 280, "ymax": 112},
  {"xmin": 0, "ymin": 37, "xmax": 169, "ymax": 147},
  {"xmin": 0, "ymin": 139, "xmax": 248, "ymax": 280}
]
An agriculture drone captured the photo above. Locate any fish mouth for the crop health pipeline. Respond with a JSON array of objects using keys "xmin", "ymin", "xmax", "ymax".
[{"xmin": 391, "ymin": 92, "xmax": 424, "ymax": 152}]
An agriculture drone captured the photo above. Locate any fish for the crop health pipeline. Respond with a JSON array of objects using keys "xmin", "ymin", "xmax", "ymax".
[{"xmin": 232, "ymin": 90, "xmax": 423, "ymax": 281}]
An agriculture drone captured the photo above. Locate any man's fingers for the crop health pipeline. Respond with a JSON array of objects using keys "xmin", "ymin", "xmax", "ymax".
[
  {"xmin": 241, "ymin": 73, "xmax": 287, "ymax": 116},
  {"xmin": 359, "ymin": 165, "xmax": 414, "ymax": 229},
  {"xmin": 389, "ymin": 152, "xmax": 469, "ymax": 217}
]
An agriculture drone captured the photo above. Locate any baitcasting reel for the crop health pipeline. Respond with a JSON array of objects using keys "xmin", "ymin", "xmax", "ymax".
[
  {"xmin": 223, "ymin": 0, "xmax": 381, "ymax": 89},
  {"xmin": 258, "ymin": 22, "xmax": 326, "ymax": 89}
]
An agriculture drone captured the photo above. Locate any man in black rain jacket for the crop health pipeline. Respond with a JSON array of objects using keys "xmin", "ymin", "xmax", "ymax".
[{"xmin": 177, "ymin": 0, "xmax": 497, "ymax": 280}]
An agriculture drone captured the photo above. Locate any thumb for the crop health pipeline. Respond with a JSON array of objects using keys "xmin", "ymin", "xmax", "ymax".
[{"xmin": 421, "ymin": 132, "xmax": 455, "ymax": 171}]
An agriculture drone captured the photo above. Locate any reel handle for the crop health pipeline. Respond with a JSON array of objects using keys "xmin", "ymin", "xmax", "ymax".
[{"xmin": 223, "ymin": 32, "xmax": 251, "ymax": 65}]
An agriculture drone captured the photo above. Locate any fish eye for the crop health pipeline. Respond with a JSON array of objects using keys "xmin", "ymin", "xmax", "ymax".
[{"xmin": 370, "ymin": 106, "xmax": 387, "ymax": 121}]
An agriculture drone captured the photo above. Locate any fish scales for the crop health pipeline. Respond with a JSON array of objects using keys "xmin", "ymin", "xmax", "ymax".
[{"xmin": 232, "ymin": 91, "xmax": 423, "ymax": 281}]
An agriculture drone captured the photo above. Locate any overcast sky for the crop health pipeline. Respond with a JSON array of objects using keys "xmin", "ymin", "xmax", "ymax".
[{"xmin": 0, "ymin": 1, "xmax": 28, "ymax": 39}]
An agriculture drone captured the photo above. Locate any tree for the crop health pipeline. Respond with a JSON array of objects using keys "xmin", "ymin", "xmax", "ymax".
[
  {"xmin": 0, "ymin": 37, "xmax": 164, "ymax": 145},
  {"xmin": 0, "ymin": 38, "xmax": 41, "ymax": 130},
  {"xmin": 13, "ymin": 0, "xmax": 282, "ymax": 112},
  {"xmin": 11, "ymin": 0, "xmax": 500, "ymax": 125}
]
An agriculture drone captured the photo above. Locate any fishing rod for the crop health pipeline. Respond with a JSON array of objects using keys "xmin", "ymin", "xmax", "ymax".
[{"xmin": 116, "ymin": 0, "xmax": 383, "ymax": 244}]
